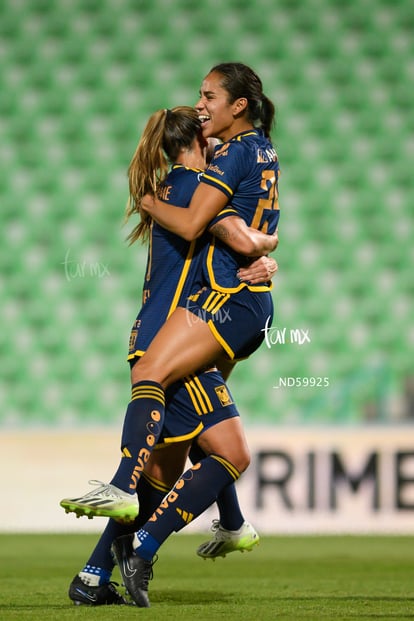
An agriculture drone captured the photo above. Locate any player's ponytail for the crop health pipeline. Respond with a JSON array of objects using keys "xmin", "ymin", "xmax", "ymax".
[
  {"xmin": 126, "ymin": 109, "xmax": 168, "ymax": 244},
  {"xmin": 125, "ymin": 106, "xmax": 201, "ymax": 244},
  {"xmin": 259, "ymin": 94, "xmax": 276, "ymax": 139}
]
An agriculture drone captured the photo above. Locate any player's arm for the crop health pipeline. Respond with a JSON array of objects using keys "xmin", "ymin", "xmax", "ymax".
[
  {"xmin": 210, "ymin": 218, "xmax": 278, "ymax": 283},
  {"xmin": 209, "ymin": 216, "xmax": 278, "ymax": 257},
  {"xmin": 142, "ymin": 189, "xmax": 277, "ymax": 254},
  {"xmin": 141, "ymin": 183, "xmax": 228, "ymax": 240}
]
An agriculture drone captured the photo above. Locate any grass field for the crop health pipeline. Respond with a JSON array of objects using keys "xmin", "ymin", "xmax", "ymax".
[{"xmin": 0, "ymin": 534, "xmax": 413, "ymax": 620}]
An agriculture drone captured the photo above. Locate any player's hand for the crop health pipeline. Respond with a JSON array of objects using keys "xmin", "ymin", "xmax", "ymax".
[
  {"xmin": 237, "ymin": 256, "xmax": 278, "ymax": 285},
  {"xmin": 141, "ymin": 193, "xmax": 156, "ymax": 213}
]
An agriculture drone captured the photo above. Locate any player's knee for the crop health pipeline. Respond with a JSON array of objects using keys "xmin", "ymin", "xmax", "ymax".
[
  {"xmin": 233, "ymin": 447, "xmax": 250, "ymax": 474},
  {"xmin": 131, "ymin": 356, "xmax": 168, "ymax": 386}
]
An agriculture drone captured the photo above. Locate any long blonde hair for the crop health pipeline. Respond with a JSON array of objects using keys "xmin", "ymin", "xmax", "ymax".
[{"xmin": 125, "ymin": 106, "xmax": 201, "ymax": 244}]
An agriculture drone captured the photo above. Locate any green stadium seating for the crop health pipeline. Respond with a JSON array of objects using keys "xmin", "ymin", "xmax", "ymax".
[{"xmin": 0, "ymin": 0, "xmax": 412, "ymax": 427}]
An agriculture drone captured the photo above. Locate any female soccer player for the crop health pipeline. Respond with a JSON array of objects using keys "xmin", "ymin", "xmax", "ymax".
[
  {"xmin": 61, "ymin": 105, "xmax": 278, "ymax": 606},
  {"xmin": 63, "ymin": 62, "xmax": 279, "ymax": 606},
  {"xmin": 107, "ymin": 63, "xmax": 280, "ymax": 606},
  {"xmin": 63, "ymin": 60, "xmax": 279, "ymax": 513},
  {"xmin": 116, "ymin": 61, "xmax": 279, "ymax": 486}
]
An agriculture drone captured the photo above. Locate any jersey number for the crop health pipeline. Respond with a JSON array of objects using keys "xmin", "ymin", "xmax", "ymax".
[{"xmin": 250, "ymin": 170, "xmax": 279, "ymax": 232}]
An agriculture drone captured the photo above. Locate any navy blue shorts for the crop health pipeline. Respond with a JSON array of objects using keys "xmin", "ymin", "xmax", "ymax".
[
  {"xmin": 159, "ymin": 370, "xmax": 239, "ymax": 445},
  {"xmin": 182, "ymin": 286, "xmax": 274, "ymax": 360},
  {"xmin": 128, "ymin": 358, "xmax": 239, "ymax": 446}
]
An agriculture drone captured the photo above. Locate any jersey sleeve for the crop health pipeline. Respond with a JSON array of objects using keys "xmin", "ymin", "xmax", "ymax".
[
  {"xmin": 200, "ymin": 141, "xmax": 249, "ymax": 199},
  {"xmin": 207, "ymin": 206, "xmax": 239, "ymax": 228},
  {"xmin": 200, "ymin": 141, "xmax": 249, "ymax": 227},
  {"xmin": 159, "ymin": 168, "xmax": 202, "ymax": 207}
]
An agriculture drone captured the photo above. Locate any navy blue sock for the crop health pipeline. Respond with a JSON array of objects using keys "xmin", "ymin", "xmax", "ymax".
[
  {"xmin": 110, "ymin": 381, "xmax": 165, "ymax": 492},
  {"xmin": 133, "ymin": 454, "xmax": 240, "ymax": 560},
  {"xmin": 216, "ymin": 484, "xmax": 244, "ymax": 531},
  {"xmin": 81, "ymin": 474, "xmax": 168, "ymax": 577},
  {"xmin": 86, "ymin": 518, "xmax": 135, "ymax": 574},
  {"xmin": 189, "ymin": 444, "xmax": 244, "ymax": 531},
  {"xmin": 134, "ymin": 472, "xmax": 170, "ymax": 528}
]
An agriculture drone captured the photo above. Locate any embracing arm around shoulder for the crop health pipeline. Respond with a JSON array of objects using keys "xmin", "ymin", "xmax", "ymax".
[
  {"xmin": 209, "ymin": 216, "xmax": 278, "ymax": 257},
  {"xmin": 141, "ymin": 184, "xmax": 228, "ymax": 241}
]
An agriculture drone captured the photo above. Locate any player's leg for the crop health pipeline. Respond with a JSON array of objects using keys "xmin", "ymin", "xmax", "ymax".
[
  {"xmin": 189, "ymin": 442, "xmax": 259, "ymax": 559},
  {"xmin": 111, "ymin": 416, "xmax": 250, "ymax": 606},
  {"xmin": 131, "ymin": 307, "xmax": 224, "ymax": 386},
  {"xmin": 190, "ymin": 353, "xmax": 258, "ymax": 557},
  {"xmin": 107, "ymin": 308, "xmax": 223, "ymax": 496},
  {"xmin": 109, "ymin": 290, "xmax": 269, "ymax": 497},
  {"xmin": 61, "ymin": 289, "xmax": 268, "ymax": 520},
  {"xmin": 67, "ymin": 477, "xmax": 165, "ymax": 606},
  {"xmin": 68, "ymin": 442, "xmax": 191, "ymax": 606},
  {"xmin": 59, "ymin": 316, "xmax": 214, "ymax": 521},
  {"xmin": 139, "ymin": 440, "xmax": 192, "ymax": 494},
  {"xmin": 189, "ymin": 441, "xmax": 243, "ymax": 528},
  {"xmin": 68, "ymin": 517, "xmax": 132, "ymax": 606},
  {"xmin": 146, "ymin": 375, "xmax": 258, "ymax": 559}
]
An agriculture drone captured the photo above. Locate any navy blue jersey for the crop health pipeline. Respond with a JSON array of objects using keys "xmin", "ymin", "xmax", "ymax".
[
  {"xmin": 201, "ymin": 129, "xmax": 280, "ymax": 293},
  {"xmin": 128, "ymin": 165, "xmax": 206, "ymax": 359},
  {"xmin": 127, "ymin": 165, "xmax": 242, "ymax": 443}
]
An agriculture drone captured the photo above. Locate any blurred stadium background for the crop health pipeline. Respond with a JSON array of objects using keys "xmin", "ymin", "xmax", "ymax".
[{"xmin": 1, "ymin": 0, "xmax": 413, "ymax": 531}]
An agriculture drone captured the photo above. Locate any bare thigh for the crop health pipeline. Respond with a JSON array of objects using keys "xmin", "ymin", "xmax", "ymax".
[{"xmin": 131, "ymin": 307, "xmax": 224, "ymax": 388}]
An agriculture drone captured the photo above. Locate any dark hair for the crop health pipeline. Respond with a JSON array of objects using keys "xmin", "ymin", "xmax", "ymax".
[
  {"xmin": 125, "ymin": 106, "xmax": 201, "ymax": 243},
  {"xmin": 209, "ymin": 62, "xmax": 275, "ymax": 138}
]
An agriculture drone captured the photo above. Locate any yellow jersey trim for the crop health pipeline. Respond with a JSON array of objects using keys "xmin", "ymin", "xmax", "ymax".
[
  {"xmin": 144, "ymin": 221, "xmax": 154, "ymax": 282},
  {"xmin": 184, "ymin": 375, "xmax": 213, "ymax": 415},
  {"xmin": 207, "ymin": 319, "xmax": 235, "ymax": 360},
  {"xmin": 166, "ymin": 240, "xmax": 196, "ymax": 319},
  {"xmin": 127, "ymin": 350, "xmax": 145, "ymax": 360},
  {"xmin": 206, "ymin": 239, "xmax": 273, "ymax": 293},
  {"xmin": 202, "ymin": 173, "xmax": 233, "ymax": 196},
  {"xmin": 157, "ymin": 422, "xmax": 204, "ymax": 445}
]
